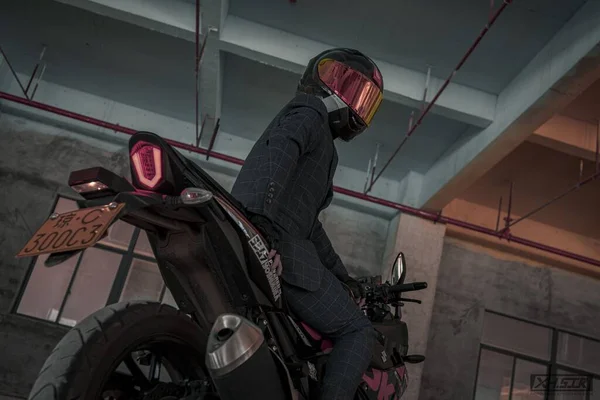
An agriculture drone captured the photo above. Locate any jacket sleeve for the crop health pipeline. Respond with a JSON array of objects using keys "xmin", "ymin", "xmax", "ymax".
[
  {"xmin": 256, "ymin": 103, "xmax": 325, "ymax": 221},
  {"xmin": 310, "ymin": 219, "xmax": 349, "ymax": 280}
]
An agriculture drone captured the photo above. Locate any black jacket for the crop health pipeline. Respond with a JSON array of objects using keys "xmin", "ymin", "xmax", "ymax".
[{"xmin": 231, "ymin": 94, "xmax": 349, "ymax": 291}]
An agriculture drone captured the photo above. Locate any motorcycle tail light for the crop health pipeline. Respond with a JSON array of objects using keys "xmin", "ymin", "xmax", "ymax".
[{"xmin": 130, "ymin": 141, "xmax": 163, "ymax": 190}]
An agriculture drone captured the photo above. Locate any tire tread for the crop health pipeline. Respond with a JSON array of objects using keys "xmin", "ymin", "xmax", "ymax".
[{"xmin": 28, "ymin": 301, "xmax": 196, "ymax": 400}]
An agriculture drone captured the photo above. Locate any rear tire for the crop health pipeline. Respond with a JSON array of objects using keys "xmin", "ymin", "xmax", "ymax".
[{"xmin": 28, "ymin": 301, "xmax": 210, "ymax": 400}]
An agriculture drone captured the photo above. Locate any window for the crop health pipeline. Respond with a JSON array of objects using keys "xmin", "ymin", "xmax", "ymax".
[
  {"xmin": 557, "ymin": 333, "xmax": 600, "ymax": 376},
  {"xmin": 482, "ymin": 311, "xmax": 552, "ymax": 360},
  {"xmin": 474, "ymin": 311, "xmax": 600, "ymax": 400},
  {"xmin": 15, "ymin": 195, "xmax": 177, "ymax": 327}
]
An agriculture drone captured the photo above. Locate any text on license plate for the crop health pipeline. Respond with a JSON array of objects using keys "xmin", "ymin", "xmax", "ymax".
[{"xmin": 16, "ymin": 203, "xmax": 126, "ymax": 258}]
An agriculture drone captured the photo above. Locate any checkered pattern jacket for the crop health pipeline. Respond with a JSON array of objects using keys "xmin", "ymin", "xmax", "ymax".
[{"xmin": 231, "ymin": 94, "xmax": 349, "ymax": 290}]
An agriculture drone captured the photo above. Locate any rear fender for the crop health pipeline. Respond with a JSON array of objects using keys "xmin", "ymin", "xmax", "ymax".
[{"xmin": 151, "ymin": 214, "xmax": 263, "ymax": 328}]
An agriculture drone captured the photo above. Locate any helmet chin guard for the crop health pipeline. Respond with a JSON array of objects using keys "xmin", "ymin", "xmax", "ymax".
[{"xmin": 320, "ymin": 94, "xmax": 347, "ymax": 113}]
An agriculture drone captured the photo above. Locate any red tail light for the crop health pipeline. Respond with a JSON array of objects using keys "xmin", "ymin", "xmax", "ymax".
[{"xmin": 130, "ymin": 141, "xmax": 163, "ymax": 189}]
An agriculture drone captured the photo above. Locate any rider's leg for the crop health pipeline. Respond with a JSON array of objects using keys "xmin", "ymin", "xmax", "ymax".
[{"xmin": 283, "ymin": 267, "xmax": 375, "ymax": 400}]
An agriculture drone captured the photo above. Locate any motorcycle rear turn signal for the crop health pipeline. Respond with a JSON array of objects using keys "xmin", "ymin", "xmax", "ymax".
[{"xmin": 181, "ymin": 187, "xmax": 213, "ymax": 205}]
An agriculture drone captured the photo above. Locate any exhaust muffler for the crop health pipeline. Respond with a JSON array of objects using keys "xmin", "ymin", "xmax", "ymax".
[{"xmin": 205, "ymin": 314, "xmax": 289, "ymax": 400}]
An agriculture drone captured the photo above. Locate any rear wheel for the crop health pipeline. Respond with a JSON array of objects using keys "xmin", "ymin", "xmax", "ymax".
[{"xmin": 28, "ymin": 301, "xmax": 216, "ymax": 400}]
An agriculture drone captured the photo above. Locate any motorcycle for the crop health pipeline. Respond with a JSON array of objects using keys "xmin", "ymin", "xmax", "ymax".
[{"xmin": 18, "ymin": 131, "xmax": 427, "ymax": 400}]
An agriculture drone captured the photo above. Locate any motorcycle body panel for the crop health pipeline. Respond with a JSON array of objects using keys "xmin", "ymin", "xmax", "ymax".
[
  {"xmin": 282, "ymin": 312, "xmax": 410, "ymax": 399},
  {"xmin": 213, "ymin": 196, "xmax": 283, "ymax": 307},
  {"xmin": 362, "ymin": 365, "xmax": 409, "ymax": 400}
]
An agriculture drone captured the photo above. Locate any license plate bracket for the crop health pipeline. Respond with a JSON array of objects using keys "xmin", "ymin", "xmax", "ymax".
[{"xmin": 16, "ymin": 203, "xmax": 126, "ymax": 258}]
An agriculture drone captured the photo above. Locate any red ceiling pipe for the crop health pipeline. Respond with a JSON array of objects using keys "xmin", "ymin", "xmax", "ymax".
[
  {"xmin": 0, "ymin": 91, "xmax": 244, "ymax": 165},
  {"xmin": 334, "ymin": 187, "xmax": 600, "ymax": 267},
  {"xmin": 1, "ymin": 90, "xmax": 599, "ymax": 268}
]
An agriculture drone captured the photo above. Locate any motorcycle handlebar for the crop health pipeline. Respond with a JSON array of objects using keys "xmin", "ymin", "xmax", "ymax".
[
  {"xmin": 387, "ymin": 282, "xmax": 428, "ymax": 293},
  {"xmin": 364, "ymin": 281, "xmax": 428, "ymax": 304}
]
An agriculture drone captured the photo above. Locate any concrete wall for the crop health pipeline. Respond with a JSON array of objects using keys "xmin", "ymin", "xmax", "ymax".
[
  {"xmin": 419, "ymin": 237, "xmax": 600, "ymax": 400},
  {"xmin": 0, "ymin": 112, "xmax": 391, "ymax": 397}
]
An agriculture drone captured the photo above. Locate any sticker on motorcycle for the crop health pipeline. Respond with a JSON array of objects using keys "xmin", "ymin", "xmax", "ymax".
[
  {"xmin": 288, "ymin": 316, "xmax": 312, "ymax": 347},
  {"xmin": 307, "ymin": 362, "xmax": 318, "ymax": 381},
  {"xmin": 249, "ymin": 234, "xmax": 282, "ymax": 302},
  {"xmin": 381, "ymin": 350, "xmax": 388, "ymax": 363}
]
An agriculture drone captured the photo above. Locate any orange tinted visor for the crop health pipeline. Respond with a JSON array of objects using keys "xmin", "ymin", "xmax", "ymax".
[{"xmin": 317, "ymin": 58, "xmax": 383, "ymax": 126}]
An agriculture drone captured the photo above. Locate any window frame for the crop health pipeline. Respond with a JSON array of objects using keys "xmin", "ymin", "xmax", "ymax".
[
  {"xmin": 473, "ymin": 309, "xmax": 600, "ymax": 400},
  {"xmin": 11, "ymin": 192, "xmax": 168, "ymax": 325}
]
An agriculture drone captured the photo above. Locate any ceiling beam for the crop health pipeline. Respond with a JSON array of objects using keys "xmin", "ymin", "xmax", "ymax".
[
  {"xmin": 420, "ymin": 1, "xmax": 600, "ymax": 210},
  {"xmin": 219, "ymin": 16, "xmax": 496, "ymax": 128},
  {"xmin": 529, "ymin": 115, "xmax": 599, "ymax": 163},
  {"xmin": 54, "ymin": 0, "xmax": 196, "ymax": 41},
  {"xmin": 54, "ymin": 0, "xmax": 228, "ymax": 146},
  {"xmin": 52, "ymin": 0, "xmax": 496, "ymax": 128}
]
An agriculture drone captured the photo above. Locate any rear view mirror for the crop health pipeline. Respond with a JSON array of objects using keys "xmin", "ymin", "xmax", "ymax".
[{"xmin": 391, "ymin": 252, "xmax": 407, "ymax": 284}]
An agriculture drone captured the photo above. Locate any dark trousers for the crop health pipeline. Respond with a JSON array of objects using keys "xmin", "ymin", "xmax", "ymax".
[{"xmin": 283, "ymin": 267, "xmax": 375, "ymax": 400}]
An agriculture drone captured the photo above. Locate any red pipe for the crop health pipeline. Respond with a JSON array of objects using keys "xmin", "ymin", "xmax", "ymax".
[
  {"xmin": 1, "ymin": 90, "xmax": 599, "ymax": 268},
  {"xmin": 368, "ymin": 0, "xmax": 513, "ymax": 192},
  {"xmin": 334, "ymin": 187, "xmax": 600, "ymax": 267}
]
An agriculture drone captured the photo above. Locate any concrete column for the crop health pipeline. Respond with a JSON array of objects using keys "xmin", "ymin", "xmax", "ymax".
[{"xmin": 383, "ymin": 213, "xmax": 446, "ymax": 400}]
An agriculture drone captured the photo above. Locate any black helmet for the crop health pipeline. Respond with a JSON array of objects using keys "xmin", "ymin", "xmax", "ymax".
[{"xmin": 298, "ymin": 48, "xmax": 384, "ymax": 141}]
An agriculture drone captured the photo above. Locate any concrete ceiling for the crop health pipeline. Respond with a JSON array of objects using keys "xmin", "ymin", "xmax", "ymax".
[
  {"xmin": 0, "ymin": 0, "xmax": 196, "ymax": 123},
  {"xmin": 464, "ymin": 72, "xmax": 600, "ymax": 238},
  {"xmin": 526, "ymin": 74, "xmax": 600, "ymax": 170},
  {"xmin": 1, "ymin": 0, "xmax": 600, "ymax": 210},
  {"xmin": 459, "ymin": 141, "xmax": 600, "ymax": 240},
  {"xmin": 562, "ymin": 78, "xmax": 600, "ymax": 123},
  {"xmin": 229, "ymin": 0, "xmax": 586, "ymax": 94}
]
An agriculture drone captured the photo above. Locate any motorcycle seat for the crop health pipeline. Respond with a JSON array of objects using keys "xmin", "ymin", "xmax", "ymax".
[{"xmin": 282, "ymin": 301, "xmax": 334, "ymax": 353}]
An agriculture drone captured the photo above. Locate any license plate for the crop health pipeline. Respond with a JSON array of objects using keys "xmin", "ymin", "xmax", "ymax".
[{"xmin": 16, "ymin": 203, "xmax": 126, "ymax": 258}]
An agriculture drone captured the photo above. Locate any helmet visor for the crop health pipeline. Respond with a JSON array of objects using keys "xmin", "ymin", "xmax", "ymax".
[{"xmin": 317, "ymin": 58, "xmax": 383, "ymax": 126}]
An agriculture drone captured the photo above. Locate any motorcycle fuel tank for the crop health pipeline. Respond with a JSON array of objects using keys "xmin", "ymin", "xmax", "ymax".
[{"xmin": 205, "ymin": 314, "xmax": 288, "ymax": 400}]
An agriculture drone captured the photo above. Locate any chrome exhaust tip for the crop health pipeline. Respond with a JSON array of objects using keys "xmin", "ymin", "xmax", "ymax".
[
  {"xmin": 205, "ymin": 314, "xmax": 289, "ymax": 400},
  {"xmin": 205, "ymin": 314, "xmax": 264, "ymax": 377}
]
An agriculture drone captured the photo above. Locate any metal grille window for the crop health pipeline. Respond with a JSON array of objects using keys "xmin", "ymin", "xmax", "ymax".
[
  {"xmin": 474, "ymin": 310, "xmax": 600, "ymax": 400},
  {"xmin": 14, "ymin": 195, "xmax": 177, "ymax": 327}
]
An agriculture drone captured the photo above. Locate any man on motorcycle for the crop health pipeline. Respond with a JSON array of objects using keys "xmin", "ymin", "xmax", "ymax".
[{"xmin": 231, "ymin": 48, "xmax": 384, "ymax": 400}]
